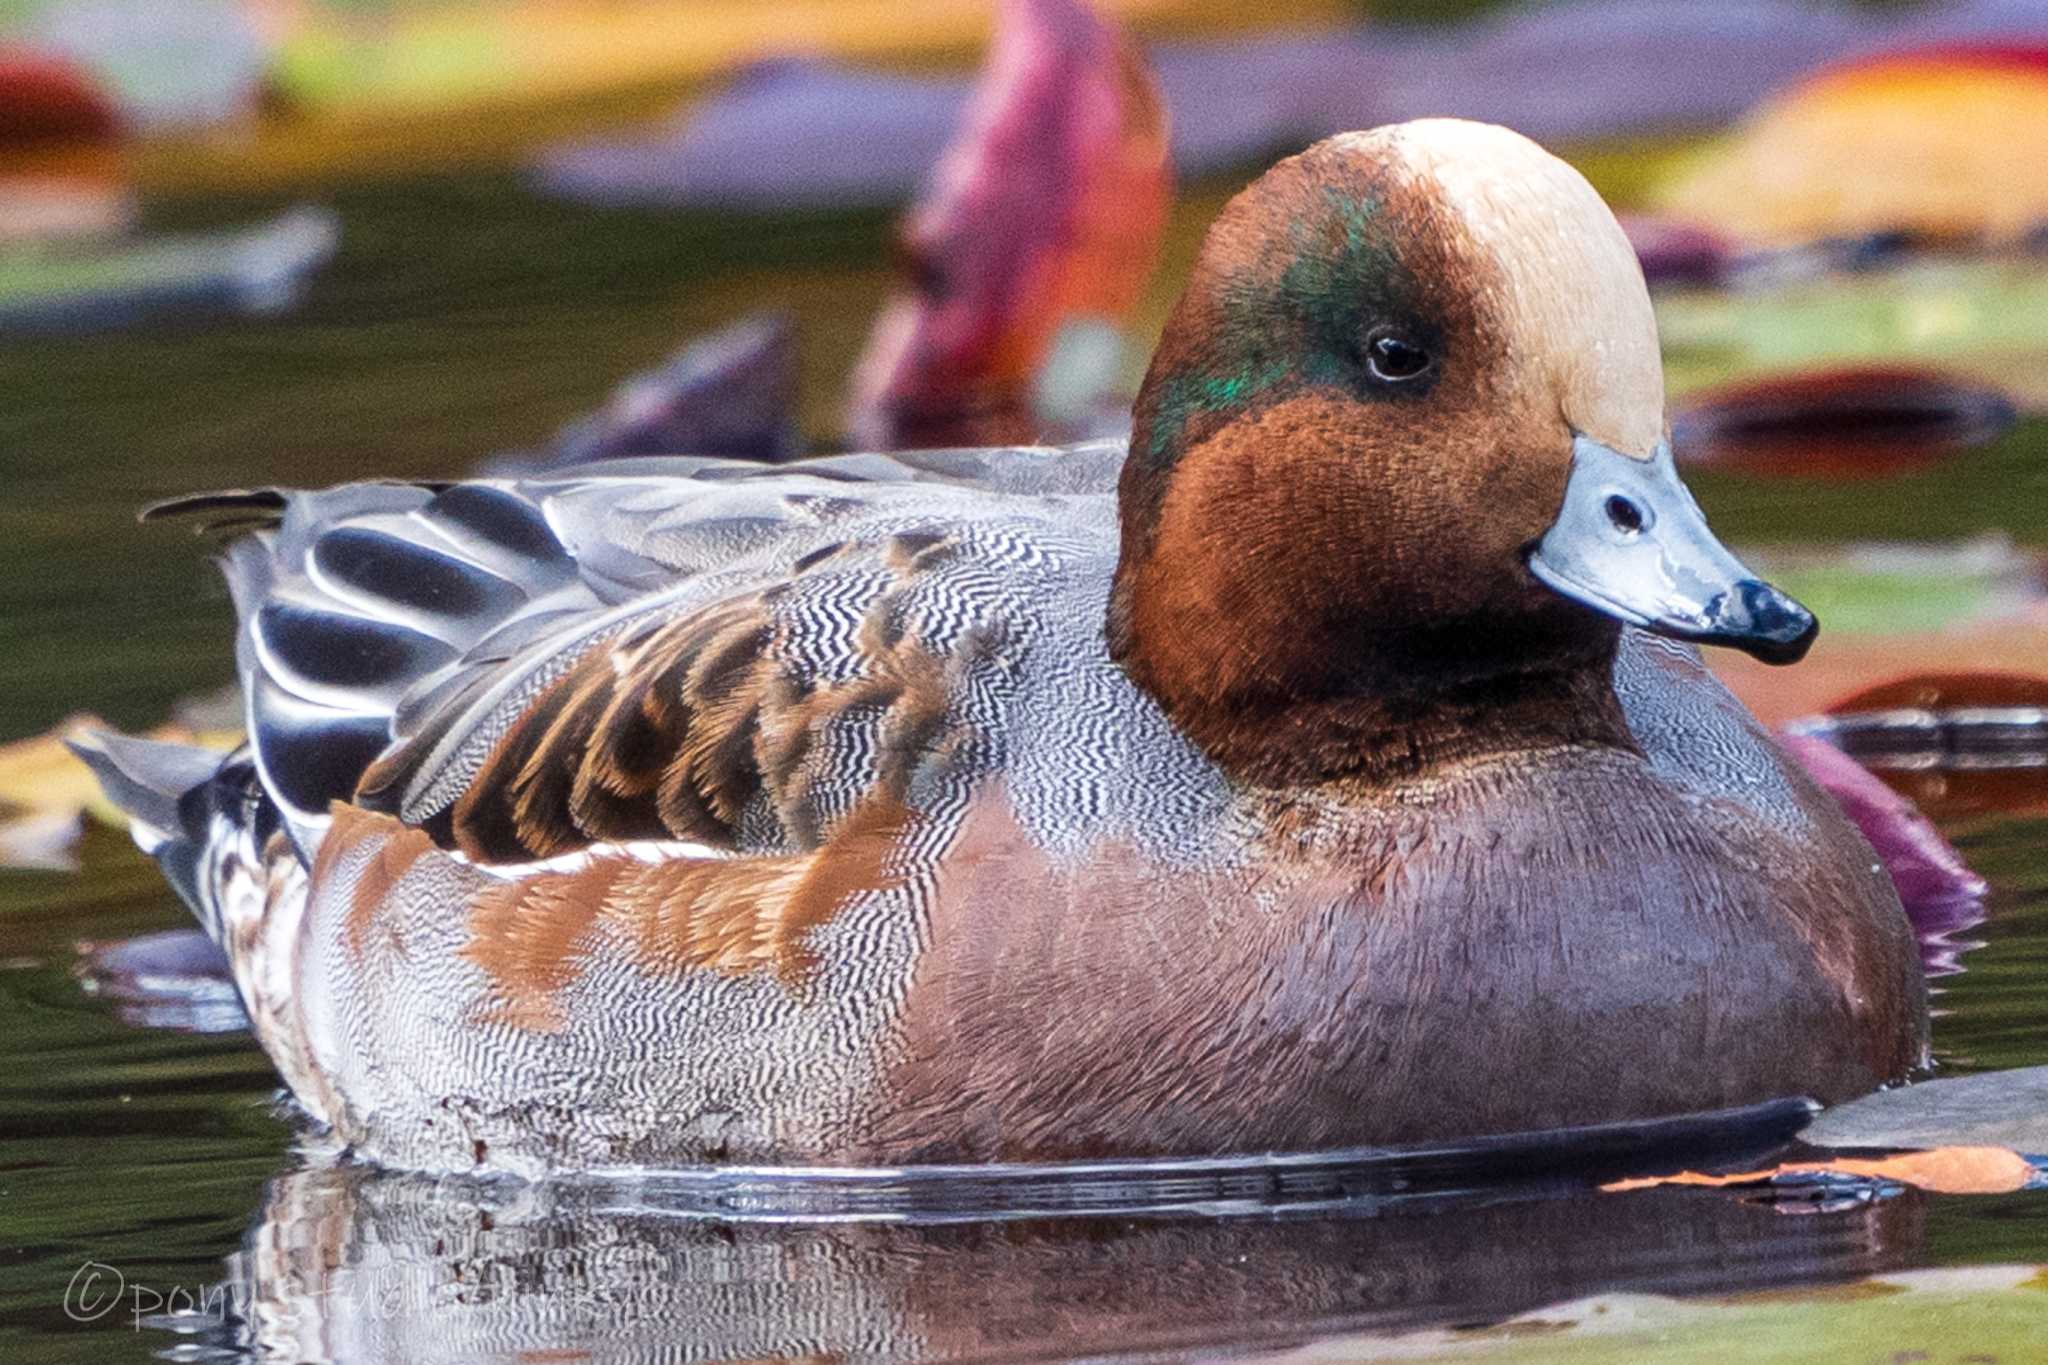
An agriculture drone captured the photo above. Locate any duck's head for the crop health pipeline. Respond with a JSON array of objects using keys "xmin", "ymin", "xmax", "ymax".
[{"xmin": 1110, "ymin": 120, "xmax": 1814, "ymax": 777}]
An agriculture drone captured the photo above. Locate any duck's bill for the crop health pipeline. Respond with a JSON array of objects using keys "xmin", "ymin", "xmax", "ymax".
[{"xmin": 1528, "ymin": 436, "xmax": 1817, "ymax": 665}]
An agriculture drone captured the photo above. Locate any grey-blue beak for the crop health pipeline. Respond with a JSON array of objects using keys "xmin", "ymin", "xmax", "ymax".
[{"xmin": 1528, "ymin": 436, "xmax": 1817, "ymax": 665}]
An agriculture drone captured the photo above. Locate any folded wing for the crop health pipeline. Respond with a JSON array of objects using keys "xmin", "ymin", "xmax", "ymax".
[{"xmin": 161, "ymin": 444, "xmax": 1121, "ymax": 866}]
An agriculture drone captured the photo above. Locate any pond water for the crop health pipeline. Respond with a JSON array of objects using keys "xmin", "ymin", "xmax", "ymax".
[{"xmin": 4, "ymin": 171, "xmax": 2048, "ymax": 1363}]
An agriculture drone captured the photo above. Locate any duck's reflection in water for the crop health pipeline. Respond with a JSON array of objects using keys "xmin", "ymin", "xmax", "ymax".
[{"xmin": 204, "ymin": 1159, "xmax": 1924, "ymax": 1363}]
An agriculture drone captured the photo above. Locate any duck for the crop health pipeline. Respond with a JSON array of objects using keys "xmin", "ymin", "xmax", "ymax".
[{"xmin": 77, "ymin": 119, "xmax": 1927, "ymax": 1175}]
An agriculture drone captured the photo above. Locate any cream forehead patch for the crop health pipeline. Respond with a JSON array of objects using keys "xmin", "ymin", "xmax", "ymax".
[{"xmin": 1344, "ymin": 120, "xmax": 1665, "ymax": 459}]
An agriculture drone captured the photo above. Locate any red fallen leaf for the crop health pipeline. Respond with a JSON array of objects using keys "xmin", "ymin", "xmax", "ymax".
[
  {"xmin": 1824, "ymin": 670, "xmax": 2048, "ymax": 713},
  {"xmin": 1672, "ymin": 366, "xmax": 2018, "ymax": 479},
  {"xmin": 1776, "ymin": 733, "xmax": 1987, "ymax": 975},
  {"xmin": 1714, "ymin": 616, "xmax": 2048, "ymax": 730},
  {"xmin": 846, "ymin": 0, "xmax": 1170, "ymax": 451},
  {"xmin": 1822, "ymin": 43, "xmax": 2048, "ymax": 82},
  {"xmin": 0, "ymin": 47, "xmax": 119, "ymax": 147},
  {"xmin": 1796, "ymin": 670, "xmax": 2048, "ymax": 820},
  {"xmin": 1602, "ymin": 1145, "xmax": 2035, "ymax": 1196}
]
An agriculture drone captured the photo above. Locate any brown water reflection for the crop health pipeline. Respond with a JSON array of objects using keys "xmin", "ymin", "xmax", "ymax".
[{"xmin": 192, "ymin": 1162, "xmax": 1920, "ymax": 1364}]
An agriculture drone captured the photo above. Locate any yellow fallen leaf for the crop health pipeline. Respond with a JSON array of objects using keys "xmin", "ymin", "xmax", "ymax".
[{"xmin": 0, "ymin": 713, "xmax": 240, "ymax": 870}]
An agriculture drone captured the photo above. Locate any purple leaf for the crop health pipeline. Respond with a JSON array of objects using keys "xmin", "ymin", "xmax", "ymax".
[
  {"xmin": 74, "ymin": 927, "xmax": 248, "ymax": 1035},
  {"xmin": 493, "ymin": 312, "xmax": 802, "ymax": 471}
]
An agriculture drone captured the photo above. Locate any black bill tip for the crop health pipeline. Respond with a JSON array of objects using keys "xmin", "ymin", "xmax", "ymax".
[{"xmin": 1703, "ymin": 579, "xmax": 1818, "ymax": 665}]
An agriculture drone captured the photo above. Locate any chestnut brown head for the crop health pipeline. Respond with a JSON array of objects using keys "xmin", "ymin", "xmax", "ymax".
[{"xmin": 1110, "ymin": 120, "xmax": 1812, "ymax": 763}]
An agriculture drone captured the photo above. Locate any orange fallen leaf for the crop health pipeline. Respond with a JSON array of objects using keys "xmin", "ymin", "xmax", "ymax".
[
  {"xmin": 1602, "ymin": 1145, "xmax": 2035, "ymax": 1197},
  {"xmin": 1661, "ymin": 46, "xmax": 2048, "ymax": 246}
]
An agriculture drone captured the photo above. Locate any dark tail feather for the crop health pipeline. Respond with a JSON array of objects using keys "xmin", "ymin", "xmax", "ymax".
[{"xmin": 67, "ymin": 732, "xmax": 271, "ymax": 937}]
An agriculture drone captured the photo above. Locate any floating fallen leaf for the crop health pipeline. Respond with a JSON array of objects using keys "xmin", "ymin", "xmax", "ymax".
[
  {"xmin": 1256, "ymin": 1264, "xmax": 2048, "ymax": 1364},
  {"xmin": 0, "ymin": 168, "xmax": 133, "ymax": 246},
  {"xmin": 493, "ymin": 312, "xmax": 802, "ymax": 470},
  {"xmin": 847, "ymin": 0, "xmax": 1170, "ymax": 450},
  {"xmin": 1358, "ymin": 0, "xmax": 2048, "ymax": 154},
  {"xmin": 1661, "ymin": 44, "xmax": 2048, "ymax": 247},
  {"xmin": 1785, "ymin": 670, "xmax": 2048, "ymax": 819},
  {"xmin": 0, "ymin": 713, "xmax": 121, "ymax": 862},
  {"xmin": 534, "ymin": 56, "xmax": 968, "ymax": 212},
  {"xmin": 1618, "ymin": 213, "xmax": 1737, "ymax": 288},
  {"xmin": 533, "ymin": 0, "xmax": 2045, "ymax": 217},
  {"xmin": 0, "ymin": 46, "xmax": 120, "ymax": 146},
  {"xmin": 1602, "ymin": 1145, "xmax": 2035, "ymax": 1197},
  {"xmin": 1776, "ymin": 733, "xmax": 1986, "ymax": 975},
  {"xmin": 1712, "ymin": 538, "xmax": 2048, "ymax": 730},
  {"xmin": 0, "ymin": 807, "xmax": 83, "ymax": 873},
  {"xmin": 1806, "ymin": 1062, "xmax": 2048, "ymax": 1153},
  {"xmin": 73, "ymin": 926, "xmax": 245, "ymax": 1035},
  {"xmin": 1827, "ymin": 670, "xmax": 2048, "ymax": 714},
  {"xmin": 0, "ymin": 711, "xmax": 237, "ymax": 873},
  {"xmin": 1717, "ymin": 617, "xmax": 2048, "ymax": 732},
  {"xmin": 0, "ymin": 204, "xmax": 339, "ymax": 336},
  {"xmin": 1672, "ymin": 366, "xmax": 2017, "ymax": 479}
]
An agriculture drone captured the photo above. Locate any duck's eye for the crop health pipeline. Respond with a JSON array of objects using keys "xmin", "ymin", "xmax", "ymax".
[
  {"xmin": 1605, "ymin": 494, "xmax": 1646, "ymax": 535},
  {"xmin": 1364, "ymin": 328, "xmax": 1432, "ymax": 384}
]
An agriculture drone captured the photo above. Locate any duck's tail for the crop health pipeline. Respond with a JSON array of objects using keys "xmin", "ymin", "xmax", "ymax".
[{"xmin": 66, "ymin": 731, "xmax": 279, "ymax": 949}]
